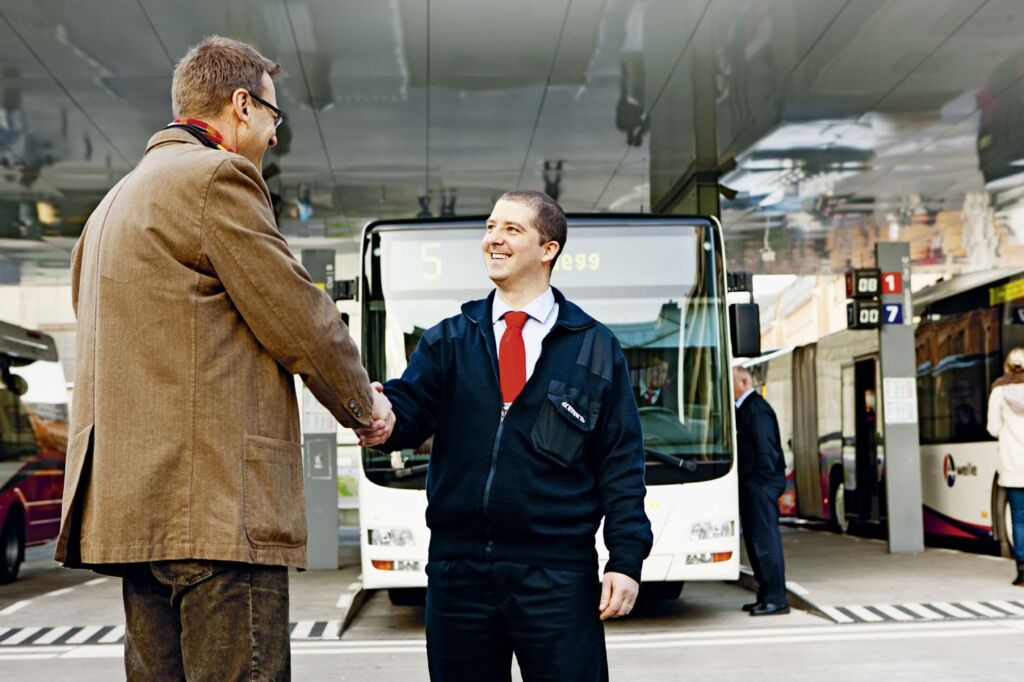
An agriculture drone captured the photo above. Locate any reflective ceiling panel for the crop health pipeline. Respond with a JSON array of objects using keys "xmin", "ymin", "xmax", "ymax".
[{"xmin": 1, "ymin": 0, "xmax": 1024, "ymax": 285}]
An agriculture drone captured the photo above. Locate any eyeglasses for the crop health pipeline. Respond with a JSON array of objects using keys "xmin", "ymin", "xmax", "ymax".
[{"xmin": 247, "ymin": 90, "xmax": 285, "ymax": 128}]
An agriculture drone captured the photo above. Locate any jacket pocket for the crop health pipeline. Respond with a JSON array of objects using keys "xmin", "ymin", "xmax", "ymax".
[
  {"xmin": 530, "ymin": 381, "xmax": 600, "ymax": 468},
  {"xmin": 243, "ymin": 435, "xmax": 306, "ymax": 548}
]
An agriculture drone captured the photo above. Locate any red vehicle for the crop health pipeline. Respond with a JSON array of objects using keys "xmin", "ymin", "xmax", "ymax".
[{"xmin": 0, "ymin": 321, "xmax": 67, "ymax": 583}]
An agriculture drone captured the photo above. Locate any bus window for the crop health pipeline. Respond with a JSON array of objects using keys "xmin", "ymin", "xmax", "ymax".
[{"xmin": 361, "ymin": 221, "xmax": 733, "ymax": 489}]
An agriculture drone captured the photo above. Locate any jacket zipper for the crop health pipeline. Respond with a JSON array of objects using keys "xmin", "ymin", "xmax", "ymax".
[{"xmin": 481, "ymin": 412, "xmax": 506, "ymax": 555}]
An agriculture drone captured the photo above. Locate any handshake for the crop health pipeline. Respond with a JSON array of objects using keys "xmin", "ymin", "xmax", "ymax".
[{"xmin": 356, "ymin": 381, "xmax": 395, "ymax": 447}]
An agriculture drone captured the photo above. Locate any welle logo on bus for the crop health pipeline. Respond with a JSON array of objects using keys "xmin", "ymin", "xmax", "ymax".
[{"xmin": 942, "ymin": 454, "xmax": 978, "ymax": 488}]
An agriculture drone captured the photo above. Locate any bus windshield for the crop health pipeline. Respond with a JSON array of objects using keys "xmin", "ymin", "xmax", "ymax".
[{"xmin": 361, "ymin": 220, "xmax": 733, "ymax": 489}]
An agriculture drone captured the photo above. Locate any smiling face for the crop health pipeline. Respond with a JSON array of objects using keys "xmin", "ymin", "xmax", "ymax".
[{"xmin": 482, "ymin": 198, "xmax": 560, "ymax": 287}]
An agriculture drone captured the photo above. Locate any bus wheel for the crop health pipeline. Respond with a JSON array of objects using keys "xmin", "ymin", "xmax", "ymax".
[
  {"xmin": 388, "ymin": 588, "xmax": 426, "ymax": 607},
  {"xmin": 828, "ymin": 475, "xmax": 849, "ymax": 535},
  {"xmin": 639, "ymin": 581, "xmax": 684, "ymax": 600},
  {"xmin": 0, "ymin": 517, "xmax": 23, "ymax": 584}
]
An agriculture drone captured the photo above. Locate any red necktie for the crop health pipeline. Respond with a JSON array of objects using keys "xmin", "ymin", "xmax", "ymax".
[{"xmin": 499, "ymin": 311, "xmax": 529, "ymax": 404}]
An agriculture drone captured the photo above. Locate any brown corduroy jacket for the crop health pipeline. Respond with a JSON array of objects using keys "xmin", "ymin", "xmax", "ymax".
[{"xmin": 55, "ymin": 129, "xmax": 374, "ymax": 570}]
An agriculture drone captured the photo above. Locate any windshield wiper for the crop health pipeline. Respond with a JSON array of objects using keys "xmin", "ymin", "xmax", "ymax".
[{"xmin": 645, "ymin": 448, "xmax": 698, "ymax": 472}]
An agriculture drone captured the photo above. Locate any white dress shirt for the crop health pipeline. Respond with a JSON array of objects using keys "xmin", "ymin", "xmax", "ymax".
[
  {"xmin": 735, "ymin": 388, "xmax": 755, "ymax": 410},
  {"xmin": 492, "ymin": 287, "xmax": 559, "ymax": 389}
]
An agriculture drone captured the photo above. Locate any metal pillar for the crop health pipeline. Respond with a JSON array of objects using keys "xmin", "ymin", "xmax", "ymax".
[
  {"xmin": 301, "ymin": 249, "xmax": 340, "ymax": 569},
  {"xmin": 876, "ymin": 242, "xmax": 925, "ymax": 553}
]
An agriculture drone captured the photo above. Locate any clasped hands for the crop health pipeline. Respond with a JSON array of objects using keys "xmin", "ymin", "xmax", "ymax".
[{"xmin": 356, "ymin": 381, "xmax": 395, "ymax": 447}]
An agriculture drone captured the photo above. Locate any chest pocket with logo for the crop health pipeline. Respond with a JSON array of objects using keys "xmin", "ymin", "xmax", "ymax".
[{"xmin": 531, "ymin": 380, "xmax": 601, "ymax": 468}]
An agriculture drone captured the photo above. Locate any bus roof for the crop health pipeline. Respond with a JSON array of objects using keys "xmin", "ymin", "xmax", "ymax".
[
  {"xmin": 913, "ymin": 268, "xmax": 1024, "ymax": 313},
  {"xmin": 0, "ymin": 320, "xmax": 59, "ymax": 364}
]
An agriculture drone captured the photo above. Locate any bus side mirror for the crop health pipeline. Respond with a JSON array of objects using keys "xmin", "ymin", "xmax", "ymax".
[{"xmin": 729, "ymin": 303, "xmax": 761, "ymax": 358}]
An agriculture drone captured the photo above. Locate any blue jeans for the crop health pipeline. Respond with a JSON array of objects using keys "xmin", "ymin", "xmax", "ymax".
[{"xmin": 1007, "ymin": 488, "xmax": 1024, "ymax": 563}]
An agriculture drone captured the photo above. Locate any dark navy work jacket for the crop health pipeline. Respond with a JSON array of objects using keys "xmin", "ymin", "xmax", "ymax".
[
  {"xmin": 379, "ymin": 288, "xmax": 653, "ymax": 581},
  {"xmin": 735, "ymin": 391, "xmax": 786, "ymax": 490}
]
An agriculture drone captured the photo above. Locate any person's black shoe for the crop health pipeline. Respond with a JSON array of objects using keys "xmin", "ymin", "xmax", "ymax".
[
  {"xmin": 1014, "ymin": 563, "xmax": 1024, "ymax": 587},
  {"xmin": 749, "ymin": 603, "xmax": 790, "ymax": 616},
  {"xmin": 742, "ymin": 601, "xmax": 763, "ymax": 612}
]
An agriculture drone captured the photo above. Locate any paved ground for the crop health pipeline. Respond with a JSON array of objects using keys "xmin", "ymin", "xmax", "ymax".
[{"xmin": 2, "ymin": 525, "xmax": 1023, "ymax": 680}]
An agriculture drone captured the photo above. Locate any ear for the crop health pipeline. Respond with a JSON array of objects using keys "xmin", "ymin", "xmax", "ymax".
[
  {"xmin": 231, "ymin": 88, "xmax": 251, "ymax": 123},
  {"xmin": 541, "ymin": 241, "xmax": 560, "ymax": 266}
]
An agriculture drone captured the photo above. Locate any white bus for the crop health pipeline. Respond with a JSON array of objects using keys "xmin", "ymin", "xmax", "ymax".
[
  {"xmin": 749, "ymin": 268, "xmax": 1024, "ymax": 555},
  {"xmin": 355, "ymin": 215, "xmax": 750, "ymax": 604}
]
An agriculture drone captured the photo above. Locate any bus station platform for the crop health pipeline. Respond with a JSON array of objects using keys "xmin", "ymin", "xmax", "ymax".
[{"xmin": 760, "ymin": 525, "xmax": 1024, "ymax": 625}]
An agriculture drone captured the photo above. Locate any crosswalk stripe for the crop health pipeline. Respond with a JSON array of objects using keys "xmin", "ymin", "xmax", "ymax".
[
  {"xmin": 1, "ymin": 627, "xmax": 43, "ymax": 646},
  {"xmin": 988, "ymin": 600, "xmax": 1024, "ymax": 616},
  {"xmin": 871, "ymin": 604, "xmax": 916, "ymax": 622},
  {"xmin": 928, "ymin": 602, "xmax": 977, "ymax": 619},
  {"xmin": 958, "ymin": 601, "xmax": 1005, "ymax": 618},
  {"xmin": 898, "ymin": 603, "xmax": 946, "ymax": 620},
  {"xmin": 66, "ymin": 626, "xmax": 103, "ymax": 645},
  {"xmin": 844, "ymin": 605, "xmax": 885, "ymax": 623},
  {"xmin": 819, "ymin": 606, "xmax": 855, "ymax": 623},
  {"xmin": 99, "ymin": 625, "xmax": 125, "ymax": 644},
  {"xmin": 320, "ymin": 621, "xmax": 341, "ymax": 639},
  {"xmin": 291, "ymin": 621, "xmax": 316, "ymax": 639},
  {"xmin": 34, "ymin": 627, "xmax": 73, "ymax": 645}
]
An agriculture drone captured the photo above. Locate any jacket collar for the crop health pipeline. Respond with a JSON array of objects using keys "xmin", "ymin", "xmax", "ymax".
[
  {"xmin": 462, "ymin": 286, "xmax": 596, "ymax": 331},
  {"xmin": 144, "ymin": 128, "xmax": 211, "ymax": 155}
]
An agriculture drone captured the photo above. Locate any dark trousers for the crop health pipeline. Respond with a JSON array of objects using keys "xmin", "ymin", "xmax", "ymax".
[
  {"xmin": 425, "ymin": 558, "xmax": 608, "ymax": 682},
  {"xmin": 121, "ymin": 560, "xmax": 290, "ymax": 681},
  {"xmin": 739, "ymin": 479, "xmax": 788, "ymax": 605}
]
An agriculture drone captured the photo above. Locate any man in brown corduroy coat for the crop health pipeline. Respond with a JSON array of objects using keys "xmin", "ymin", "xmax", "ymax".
[{"xmin": 55, "ymin": 36, "xmax": 390, "ymax": 680}]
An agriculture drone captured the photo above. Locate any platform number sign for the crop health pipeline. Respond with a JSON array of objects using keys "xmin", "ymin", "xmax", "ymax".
[
  {"xmin": 847, "ymin": 300, "xmax": 881, "ymax": 329},
  {"xmin": 846, "ymin": 268, "xmax": 881, "ymax": 300},
  {"xmin": 883, "ymin": 303, "xmax": 904, "ymax": 325},
  {"xmin": 881, "ymin": 272, "xmax": 903, "ymax": 294}
]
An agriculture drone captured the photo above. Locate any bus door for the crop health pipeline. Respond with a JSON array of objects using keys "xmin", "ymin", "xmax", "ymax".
[{"xmin": 851, "ymin": 356, "xmax": 883, "ymax": 523}]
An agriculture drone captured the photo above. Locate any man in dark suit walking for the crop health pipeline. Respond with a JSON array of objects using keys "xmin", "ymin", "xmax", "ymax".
[{"xmin": 733, "ymin": 366, "xmax": 789, "ymax": 616}]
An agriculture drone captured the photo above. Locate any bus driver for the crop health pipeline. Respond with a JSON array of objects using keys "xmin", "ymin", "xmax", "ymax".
[{"xmin": 357, "ymin": 190, "xmax": 653, "ymax": 682}]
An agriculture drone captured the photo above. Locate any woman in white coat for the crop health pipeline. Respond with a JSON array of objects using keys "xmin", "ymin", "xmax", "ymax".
[{"xmin": 987, "ymin": 347, "xmax": 1024, "ymax": 586}]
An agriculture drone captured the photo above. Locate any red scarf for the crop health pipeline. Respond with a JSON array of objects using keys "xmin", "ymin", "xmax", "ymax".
[{"xmin": 165, "ymin": 118, "xmax": 235, "ymax": 153}]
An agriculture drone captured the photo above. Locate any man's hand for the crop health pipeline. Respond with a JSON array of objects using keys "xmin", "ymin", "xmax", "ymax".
[
  {"xmin": 355, "ymin": 382, "xmax": 395, "ymax": 447},
  {"xmin": 599, "ymin": 572, "xmax": 639, "ymax": 620}
]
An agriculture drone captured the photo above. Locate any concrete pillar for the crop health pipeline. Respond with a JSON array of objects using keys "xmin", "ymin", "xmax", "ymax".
[{"xmin": 876, "ymin": 242, "xmax": 925, "ymax": 553}]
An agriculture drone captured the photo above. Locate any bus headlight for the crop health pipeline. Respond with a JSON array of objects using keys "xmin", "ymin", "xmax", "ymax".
[
  {"xmin": 368, "ymin": 528, "xmax": 416, "ymax": 547},
  {"xmin": 690, "ymin": 520, "xmax": 735, "ymax": 541}
]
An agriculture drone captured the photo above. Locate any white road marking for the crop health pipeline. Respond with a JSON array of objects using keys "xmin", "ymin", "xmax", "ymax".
[
  {"xmin": 291, "ymin": 621, "xmax": 316, "ymax": 639},
  {"xmin": 899, "ymin": 603, "xmax": 946, "ymax": 620},
  {"xmin": 871, "ymin": 604, "xmax": 916, "ymax": 622},
  {"xmin": 83, "ymin": 578, "xmax": 108, "ymax": 586},
  {"xmin": 2, "ymin": 621, "xmax": 1020, "ymax": 661},
  {"xmin": 988, "ymin": 600, "xmax": 1024, "ymax": 616},
  {"xmin": 958, "ymin": 601, "xmax": 1006, "ymax": 618},
  {"xmin": 43, "ymin": 588, "xmax": 74, "ymax": 598},
  {"xmin": 321, "ymin": 621, "xmax": 341, "ymax": 639},
  {"xmin": 34, "ymin": 626, "xmax": 73, "ymax": 645},
  {"xmin": 843, "ymin": 605, "xmax": 885, "ymax": 623},
  {"xmin": 819, "ymin": 606, "xmax": 855, "ymax": 623},
  {"xmin": 785, "ymin": 581, "xmax": 809, "ymax": 596},
  {"xmin": 928, "ymin": 602, "xmax": 977, "ymax": 619},
  {"xmin": 336, "ymin": 593, "xmax": 354, "ymax": 608},
  {"xmin": 65, "ymin": 626, "xmax": 103, "ymax": 645},
  {"xmin": 347, "ymin": 582, "xmax": 362, "ymax": 591},
  {"xmin": 98, "ymin": 625, "xmax": 125, "ymax": 644},
  {"xmin": 0, "ymin": 600, "xmax": 32, "ymax": 616},
  {"xmin": 1, "ymin": 626, "xmax": 43, "ymax": 645}
]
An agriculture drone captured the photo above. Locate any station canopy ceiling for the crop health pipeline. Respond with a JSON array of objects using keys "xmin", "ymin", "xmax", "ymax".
[{"xmin": 1, "ymin": 0, "xmax": 1023, "ymax": 285}]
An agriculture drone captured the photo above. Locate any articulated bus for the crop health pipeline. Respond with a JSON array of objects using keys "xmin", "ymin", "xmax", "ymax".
[
  {"xmin": 356, "ymin": 215, "xmax": 745, "ymax": 604},
  {"xmin": 749, "ymin": 268, "xmax": 1024, "ymax": 555},
  {"xmin": 0, "ymin": 321, "xmax": 68, "ymax": 582}
]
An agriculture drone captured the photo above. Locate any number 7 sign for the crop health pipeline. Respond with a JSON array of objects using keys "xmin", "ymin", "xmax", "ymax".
[{"xmin": 881, "ymin": 272, "xmax": 903, "ymax": 294}]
